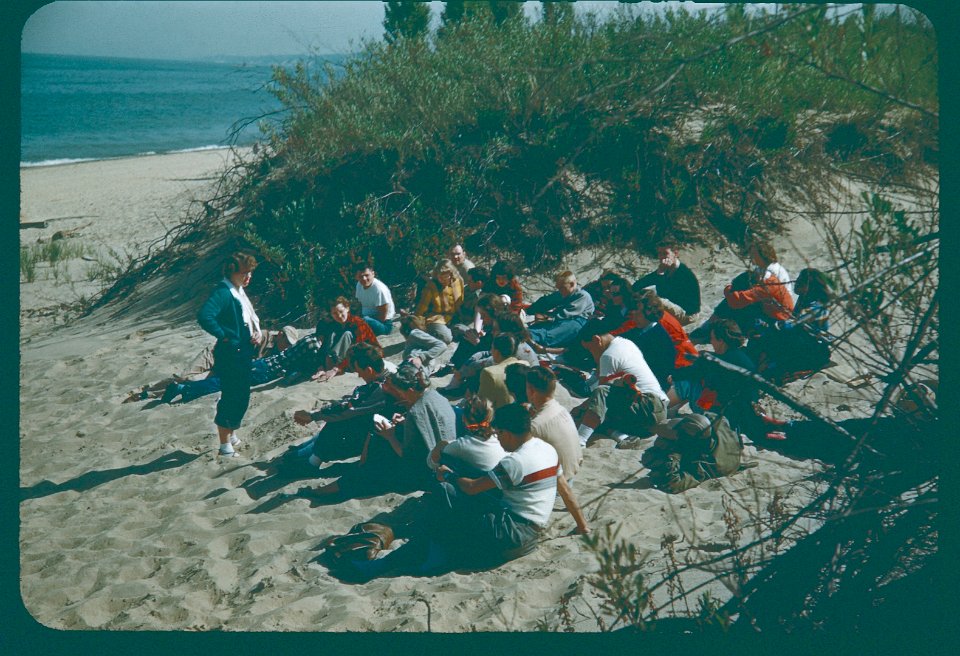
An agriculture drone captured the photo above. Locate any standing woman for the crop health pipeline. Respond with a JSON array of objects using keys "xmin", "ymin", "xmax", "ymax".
[{"xmin": 197, "ymin": 252, "xmax": 261, "ymax": 457}]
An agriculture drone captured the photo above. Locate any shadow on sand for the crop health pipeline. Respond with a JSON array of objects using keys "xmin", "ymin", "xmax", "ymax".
[{"xmin": 20, "ymin": 449, "xmax": 202, "ymax": 501}]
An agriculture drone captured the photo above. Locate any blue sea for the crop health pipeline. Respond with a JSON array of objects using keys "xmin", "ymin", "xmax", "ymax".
[{"xmin": 21, "ymin": 52, "xmax": 343, "ymax": 166}]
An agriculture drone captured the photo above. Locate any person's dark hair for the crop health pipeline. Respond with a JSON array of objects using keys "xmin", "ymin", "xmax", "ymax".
[
  {"xmin": 355, "ymin": 262, "xmax": 375, "ymax": 275},
  {"xmin": 493, "ymin": 310, "xmax": 531, "ymax": 341},
  {"xmin": 635, "ymin": 290, "xmax": 665, "ymax": 323},
  {"xmin": 347, "ymin": 342, "xmax": 385, "ymax": 373},
  {"xmin": 222, "ymin": 252, "xmax": 258, "ymax": 277},
  {"xmin": 657, "ymin": 239, "xmax": 681, "ymax": 252},
  {"xmin": 491, "ymin": 260, "xmax": 517, "ymax": 280},
  {"xmin": 492, "ymin": 333, "xmax": 518, "ymax": 359},
  {"xmin": 492, "ymin": 402, "xmax": 532, "ymax": 436},
  {"xmin": 577, "ymin": 320, "xmax": 611, "ymax": 345},
  {"xmin": 505, "ymin": 363, "xmax": 529, "ymax": 404},
  {"xmin": 462, "ymin": 396, "xmax": 494, "ymax": 436},
  {"xmin": 599, "ymin": 270, "xmax": 629, "ymax": 290},
  {"xmin": 525, "ymin": 365, "xmax": 557, "ymax": 396},
  {"xmin": 710, "ymin": 318, "xmax": 746, "ymax": 349},
  {"xmin": 391, "ymin": 361, "xmax": 430, "ymax": 392},
  {"xmin": 795, "ymin": 268, "xmax": 834, "ymax": 304},
  {"xmin": 466, "ymin": 266, "xmax": 489, "ymax": 286}
]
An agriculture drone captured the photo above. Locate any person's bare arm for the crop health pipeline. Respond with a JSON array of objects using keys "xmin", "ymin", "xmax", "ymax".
[{"xmin": 557, "ymin": 474, "xmax": 589, "ymax": 535}]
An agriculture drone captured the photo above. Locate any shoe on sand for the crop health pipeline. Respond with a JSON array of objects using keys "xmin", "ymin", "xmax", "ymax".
[{"xmin": 219, "ymin": 443, "xmax": 238, "ymax": 457}]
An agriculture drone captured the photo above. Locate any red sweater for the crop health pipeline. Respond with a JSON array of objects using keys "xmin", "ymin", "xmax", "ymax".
[
  {"xmin": 723, "ymin": 274, "xmax": 795, "ymax": 321},
  {"xmin": 659, "ymin": 312, "xmax": 698, "ymax": 369}
]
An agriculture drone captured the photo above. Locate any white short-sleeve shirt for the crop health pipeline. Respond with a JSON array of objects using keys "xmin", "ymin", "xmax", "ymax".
[
  {"xmin": 355, "ymin": 278, "xmax": 395, "ymax": 320},
  {"xmin": 598, "ymin": 337, "xmax": 668, "ymax": 403},
  {"xmin": 489, "ymin": 437, "xmax": 559, "ymax": 526}
]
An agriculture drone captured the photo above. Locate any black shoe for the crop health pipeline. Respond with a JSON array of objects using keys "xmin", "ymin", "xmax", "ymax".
[{"xmin": 438, "ymin": 385, "xmax": 464, "ymax": 399}]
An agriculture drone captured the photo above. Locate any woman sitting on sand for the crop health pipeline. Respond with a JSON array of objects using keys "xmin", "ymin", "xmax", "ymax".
[
  {"xmin": 749, "ymin": 267, "xmax": 835, "ymax": 383},
  {"xmin": 196, "ymin": 251, "xmax": 261, "ymax": 457},
  {"xmin": 483, "ymin": 260, "xmax": 525, "ymax": 314},
  {"xmin": 312, "ymin": 296, "xmax": 382, "ymax": 383},
  {"xmin": 302, "ymin": 361, "xmax": 456, "ymax": 500},
  {"xmin": 411, "ymin": 259, "xmax": 465, "ymax": 345}
]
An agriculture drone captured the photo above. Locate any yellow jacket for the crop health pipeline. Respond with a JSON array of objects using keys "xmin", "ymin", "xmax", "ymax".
[{"xmin": 415, "ymin": 277, "xmax": 464, "ymax": 325}]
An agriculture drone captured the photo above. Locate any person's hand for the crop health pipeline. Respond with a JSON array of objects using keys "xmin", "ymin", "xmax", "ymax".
[
  {"xmin": 435, "ymin": 464, "xmax": 453, "ymax": 481},
  {"xmin": 293, "ymin": 410, "xmax": 314, "ymax": 426},
  {"xmin": 391, "ymin": 413, "xmax": 405, "ymax": 425},
  {"xmin": 534, "ymin": 313, "xmax": 548, "ymax": 323},
  {"xmin": 313, "ymin": 368, "xmax": 337, "ymax": 382}
]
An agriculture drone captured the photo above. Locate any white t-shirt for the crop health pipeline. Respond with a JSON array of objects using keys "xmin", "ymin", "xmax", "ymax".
[
  {"xmin": 434, "ymin": 435, "xmax": 506, "ymax": 473},
  {"xmin": 489, "ymin": 437, "xmax": 558, "ymax": 527},
  {"xmin": 763, "ymin": 262, "xmax": 796, "ymax": 303},
  {"xmin": 530, "ymin": 399, "xmax": 581, "ymax": 479},
  {"xmin": 355, "ymin": 278, "xmax": 395, "ymax": 320},
  {"xmin": 598, "ymin": 337, "xmax": 668, "ymax": 403}
]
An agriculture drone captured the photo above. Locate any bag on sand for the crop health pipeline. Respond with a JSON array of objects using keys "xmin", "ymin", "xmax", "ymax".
[
  {"xmin": 642, "ymin": 412, "xmax": 743, "ymax": 493},
  {"xmin": 323, "ymin": 522, "xmax": 395, "ymax": 561}
]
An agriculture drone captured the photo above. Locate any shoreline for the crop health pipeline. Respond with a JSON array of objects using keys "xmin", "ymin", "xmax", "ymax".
[{"xmin": 20, "ymin": 144, "xmax": 251, "ymax": 170}]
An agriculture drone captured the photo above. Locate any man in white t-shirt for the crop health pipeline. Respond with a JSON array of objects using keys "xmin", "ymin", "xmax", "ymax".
[
  {"xmin": 439, "ymin": 402, "xmax": 588, "ymax": 556},
  {"xmin": 354, "ymin": 265, "xmax": 396, "ymax": 336},
  {"xmin": 573, "ymin": 322, "xmax": 669, "ymax": 449}
]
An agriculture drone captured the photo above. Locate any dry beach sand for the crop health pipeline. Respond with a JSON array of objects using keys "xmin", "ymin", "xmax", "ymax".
[{"xmin": 19, "ymin": 148, "xmax": 884, "ymax": 631}]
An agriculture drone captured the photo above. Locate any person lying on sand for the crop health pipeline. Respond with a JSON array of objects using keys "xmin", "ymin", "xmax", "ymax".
[
  {"xmin": 122, "ymin": 326, "xmax": 297, "ymax": 403},
  {"xmin": 159, "ymin": 327, "xmax": 328, "ymax": 404}
]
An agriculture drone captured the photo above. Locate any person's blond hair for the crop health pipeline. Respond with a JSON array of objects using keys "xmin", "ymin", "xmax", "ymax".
[
  {"xmin": 555, "ymin": 270, "xmax": 576, "ymax": 284},
  {"xmin": 433, "ymin": 258, "xmax": 462, "ymax": 283}
]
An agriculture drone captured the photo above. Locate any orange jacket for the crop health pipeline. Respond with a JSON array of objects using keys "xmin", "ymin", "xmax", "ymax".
[{"xmin": 724, "ymin": 274, "xmax": 795, "ymax": 321}]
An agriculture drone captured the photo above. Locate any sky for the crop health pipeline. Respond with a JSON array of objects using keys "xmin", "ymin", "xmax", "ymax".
[{"xmin": 19, "ymin": 1, "xmax": 738, "ymax": 61}]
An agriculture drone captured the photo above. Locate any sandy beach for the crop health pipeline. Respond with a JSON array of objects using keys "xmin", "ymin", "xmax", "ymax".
[{"xmin": 19, "ymin": 148, "xmax": 882, "ymax": 631}]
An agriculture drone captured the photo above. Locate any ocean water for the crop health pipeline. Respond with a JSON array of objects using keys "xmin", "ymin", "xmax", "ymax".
[{"xmin": 21, "ymin": 53, "xmax": 340, "ymax": 166}]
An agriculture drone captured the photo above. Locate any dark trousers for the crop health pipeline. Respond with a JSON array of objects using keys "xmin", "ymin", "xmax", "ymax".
[{"xmin": 213, "ymin": 343, "xmax": 252, "ymax": 430}]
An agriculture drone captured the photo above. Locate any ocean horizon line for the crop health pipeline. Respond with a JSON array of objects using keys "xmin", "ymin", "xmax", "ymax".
[{"xmin": 21, "ymin": 51, "xmax": 354, "ymax": 67}]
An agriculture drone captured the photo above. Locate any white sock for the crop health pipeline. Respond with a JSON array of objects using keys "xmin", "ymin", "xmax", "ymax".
[
  {"xmin": 577, "ymin": 424, "xmax": 595, "ymax": 448},
  {"xmin": 229, "ymin": 434, "xmax": 241, "ymax": 446},
  {"xmin": 219, "ymin": 442, "xmax": 235, "ymax": 455}
]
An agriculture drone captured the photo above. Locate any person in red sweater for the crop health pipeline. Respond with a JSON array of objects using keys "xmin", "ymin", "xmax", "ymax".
[{"xmin": 313, "ymin": 296, "xmax": 382, "ymax": 382}]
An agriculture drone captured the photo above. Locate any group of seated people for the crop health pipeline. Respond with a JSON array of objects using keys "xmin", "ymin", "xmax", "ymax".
[{"xmin": 133, "ymin": 239, "xmax": 852, "ymax": 579}]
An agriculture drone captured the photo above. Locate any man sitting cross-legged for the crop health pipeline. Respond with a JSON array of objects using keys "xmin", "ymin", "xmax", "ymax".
[
  {"xmin": 527, "ymin": 270, "xmax": 595, "ymax": 349},
  {"xmin": 288, "ymin": 343, "xmax": 398, "ymax": 470},
  {"xmin": 572, "ymin": 322, "xmax": 669, "ymax": 450},
  {"xmin": 354, "ymin": 264, "xmax": 396, "ymax": 336}
]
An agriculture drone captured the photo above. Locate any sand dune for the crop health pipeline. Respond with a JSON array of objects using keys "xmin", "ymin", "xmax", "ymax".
[{"xmin": 19, "ymin": 149, "xmax": 879, "ymax": 631}]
